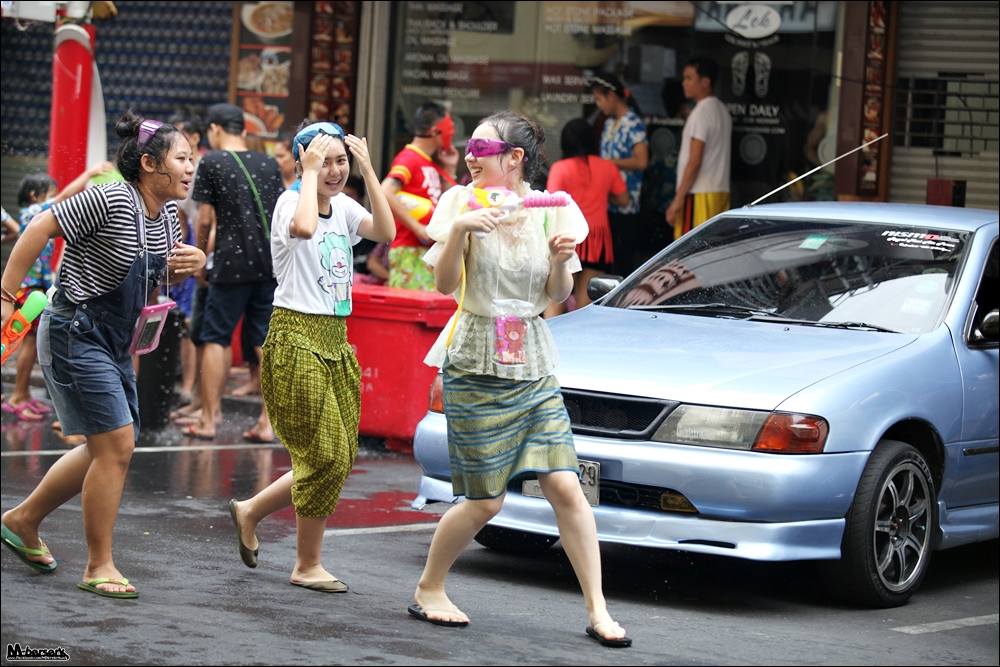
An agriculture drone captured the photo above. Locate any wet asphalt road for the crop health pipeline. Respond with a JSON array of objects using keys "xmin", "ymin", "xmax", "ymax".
[{"xmin": 1, "ymin": 413, "xmax": 998, "ymax": 666}]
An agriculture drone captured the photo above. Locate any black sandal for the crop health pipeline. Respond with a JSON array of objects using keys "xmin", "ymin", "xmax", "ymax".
[
  {"xmin": 407, "ymin": 604, "xmax": 469, "ymax": 627},
  {"xmin": 586, "ymin": 624, "xmax": 633, "ymax": 648}
]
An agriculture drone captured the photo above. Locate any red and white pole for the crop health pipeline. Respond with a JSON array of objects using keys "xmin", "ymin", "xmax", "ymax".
[{"xmin": 48, "ymin": 22, "xmax": 97, "ymax": 266}]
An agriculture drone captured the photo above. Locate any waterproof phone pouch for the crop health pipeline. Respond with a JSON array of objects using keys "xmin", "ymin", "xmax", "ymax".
[
  {"xmin": 130, "ymin": 299, "xmax": 176, "ymax": 355},
  {"xmin": 492, "ymin": 298, "xmax": 532, "ymax": 366}
]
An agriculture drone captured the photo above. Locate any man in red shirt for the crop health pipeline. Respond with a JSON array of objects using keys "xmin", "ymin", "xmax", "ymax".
[{"xmin": 381, "ymin": 102, "xmax": 457, "ymax": 290}]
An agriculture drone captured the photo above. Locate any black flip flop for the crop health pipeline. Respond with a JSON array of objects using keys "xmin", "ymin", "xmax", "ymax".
[
  {"xmin": 586, "ymin": 625, "xmax": 633, "ymax": 648},
  {"xmin": 407, "ymin": 603, "xmax": 469, "ymax": 627}
]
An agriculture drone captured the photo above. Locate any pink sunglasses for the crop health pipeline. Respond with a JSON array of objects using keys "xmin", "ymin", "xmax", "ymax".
[{"xmin": 466, "ymin": 138, "xmax": 512, "ymax": 158}]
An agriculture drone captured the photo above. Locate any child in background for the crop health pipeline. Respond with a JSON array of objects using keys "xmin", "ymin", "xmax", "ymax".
[{"xmin": 2, "ymin": 163, "xmax": 114, "ymax": 424}]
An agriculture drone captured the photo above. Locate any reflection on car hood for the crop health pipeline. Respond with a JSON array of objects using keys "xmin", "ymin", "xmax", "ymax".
[{"xmin": 550, "ymin": 306, "xmax": 919, "ymax": 411}]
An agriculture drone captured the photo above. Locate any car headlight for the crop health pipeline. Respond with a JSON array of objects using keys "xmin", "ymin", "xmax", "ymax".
[{"xmin": 652, "ymin": 405, "xmax": 828, "ymax": 454}]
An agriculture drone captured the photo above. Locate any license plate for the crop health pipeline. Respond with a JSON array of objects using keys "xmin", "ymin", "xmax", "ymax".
[{"xmin": 522, "ymin": 459, "xmax": 600, "ymax": 507}]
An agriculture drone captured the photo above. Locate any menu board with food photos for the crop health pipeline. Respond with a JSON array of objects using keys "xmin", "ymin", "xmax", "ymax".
[
  {"xmin": 307, "ymin": 1, "xmax": 360, "ymax": 132},
  {"xmin": 230, "ymin": 1, "xmax": 309, "ymax": 138},
  {"xmin": 857, "ymin": 0, "xmax": 890, "ymax": 195}
]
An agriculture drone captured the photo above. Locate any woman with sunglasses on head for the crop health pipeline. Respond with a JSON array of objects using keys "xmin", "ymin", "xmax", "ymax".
[
  {"xmin": 0, "ymin": 110, "xmax": 205, "ymax": 599},
  {"xmin": 408, "ymin": 111, "xmax": 631, "ymax": 648},
  {"xmin": 226, "ymin": 120, "xmax": 394, "ymax": 593}
]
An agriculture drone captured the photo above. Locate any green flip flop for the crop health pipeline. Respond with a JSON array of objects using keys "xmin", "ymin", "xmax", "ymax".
[
  {"xmin": 77, "ymin": 578, "xmax": 138, "ymax": 599},
  {"xmin": 1, "ymin": 522, "xmax": 57, "ymax": 573}
]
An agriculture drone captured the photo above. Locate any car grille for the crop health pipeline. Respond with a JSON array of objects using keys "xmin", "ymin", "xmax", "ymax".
[{"xmin": 561, "ymin": 389, "xmax": 677, "ymax": 439}]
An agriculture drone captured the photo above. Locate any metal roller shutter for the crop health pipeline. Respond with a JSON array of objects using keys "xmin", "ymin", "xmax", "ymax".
[{"xmin": 891, "ymin": 1, "xmax": 999, "ymax": 210}]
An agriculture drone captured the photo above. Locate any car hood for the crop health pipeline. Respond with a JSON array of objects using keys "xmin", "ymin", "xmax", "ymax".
[{"xmin": 550, "ymin": 306, "xmax": 919, "ymax": 411}]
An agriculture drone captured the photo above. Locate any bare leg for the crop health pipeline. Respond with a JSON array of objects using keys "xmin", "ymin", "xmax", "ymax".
[
  {"xmin": 9, "ymin": 336, "xmax": 44, "ymax": 421},
  {"xmin": 414, "ymin": 496, "xmax": 505, "ymax": 624},
  {"xmin": 244, "ymin": 348, "xmax": 274, "ymax": 442},
  {"xmin": 11, "ymin": 334, "xmax": 38, "ymax": 403},
  {"xmin": 78, "ymin": 424, "xmax": 137, "ymax": 594},
  {"xmin": 191, "ymin": 342, "xmax": 226, "ymax": 437},
  {"xmin": 179, "ymin": 336, "xmax": 197, "ymax": 400},
  {"xmin": 537, "ymin": 471, "xmax": 626, "ymax": 641},
  {"xmin": 1, "ymin": 443, "xmax": 93, "ymax": 565},
  {"xmin": 232, "ymin": 470, "xmax": 293, "ymax": 551},
  {"xmin": 544, "ymin": 300, "xmax": 566, "ymax": 319},
  {"xmin": 291, "ymin": 515, "xmax": 341, "ymax": 584},
  {"xmin": 573, "ymin": 268, "xmax": 602, "ymax": 310},
  {"xmin": 232, "ymin": 364, "xmax": 261, "ymax": 397},
  {"xmin": 234, "ymin": 471, "xmax": 341, "ymax": 583},
  {"xmin": 172, "ymin": 342, "xmax": 203, "ymax": 420}
]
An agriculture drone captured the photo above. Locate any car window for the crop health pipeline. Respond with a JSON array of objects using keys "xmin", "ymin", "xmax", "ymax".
[{"xmin": 604, "ymin": 217, "xmax": 971, "ymax": 334}]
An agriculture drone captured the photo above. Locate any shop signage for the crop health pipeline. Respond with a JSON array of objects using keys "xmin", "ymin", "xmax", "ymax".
[
  {"xmin": 697, "ymin": 1, "xmax": 839, "ymax": 204},
  {"xmin": 726, "ymin": 4, "xmax": 781, "ymax": 40}
]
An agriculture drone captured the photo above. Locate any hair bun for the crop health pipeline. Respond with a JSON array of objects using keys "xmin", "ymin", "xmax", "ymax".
[
  {"xmin": 529, "ymin": 118, "xmax": 546, "ymax": 146},
  {"xmin": 115, "ymin": 109, "xmax": 144, "ymax": 140}
]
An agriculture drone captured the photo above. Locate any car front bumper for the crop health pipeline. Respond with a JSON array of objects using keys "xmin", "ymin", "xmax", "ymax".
[{"xmin": 414, "ymin": 412, "xmax": 871, "ymax": 561}]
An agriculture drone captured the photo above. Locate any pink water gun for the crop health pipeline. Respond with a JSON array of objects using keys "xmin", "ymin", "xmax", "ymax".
[
  {"xmin": 466, "ymin": 187, "xmax": 570, "ymax": 237},
  {"xmin": 467, "ymin": 187, "xmax": 570, "ymax": 216}
]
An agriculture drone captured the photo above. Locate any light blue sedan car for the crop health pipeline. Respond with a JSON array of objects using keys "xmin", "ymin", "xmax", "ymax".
[{"xmin": 412, "ymin": 202, "xmax": 999, "ymax": 607}]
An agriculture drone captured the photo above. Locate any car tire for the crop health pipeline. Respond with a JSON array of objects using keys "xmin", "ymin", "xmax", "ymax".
[
  {"xmin": 823, "ymin": 439, "xmax": 937, "ymax": 608},
  {"xmin": 474, "ymin": 524, "xmax": 558, "ymax": 555}
]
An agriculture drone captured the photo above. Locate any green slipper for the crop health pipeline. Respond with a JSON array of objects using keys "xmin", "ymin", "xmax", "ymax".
[
  {"xmin": 1, "ymin": 522, "xmax": 57, "ymax": 573},
  {"xmin": 77, "ymin": 578, "xmax": 138, "ymax": 599}
]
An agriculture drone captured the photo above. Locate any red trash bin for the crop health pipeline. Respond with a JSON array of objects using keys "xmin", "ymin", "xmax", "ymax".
[{"xmin": 348, "ymin": 283, "xmax": 455, "ymax": 452}]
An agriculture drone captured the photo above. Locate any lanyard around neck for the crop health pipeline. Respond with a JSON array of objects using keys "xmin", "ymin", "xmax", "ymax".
[{"xmin": 129, "ymin": 184, "xmax": 171, "ymax": 301}]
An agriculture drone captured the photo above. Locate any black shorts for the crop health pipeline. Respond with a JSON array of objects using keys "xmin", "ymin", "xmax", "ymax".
[
  {"xmin": 189, "ymin": 286, "xmax": 208, "ymax": 346},
  {"xmin": 200, "ymin": 280, "xmax": 276, "ymax": 348}
]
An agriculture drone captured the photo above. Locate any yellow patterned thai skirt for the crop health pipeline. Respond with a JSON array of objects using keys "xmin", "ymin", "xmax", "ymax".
[{"xmin": 261, "ymin": 307, "xmax": 361, "ymax": 517}]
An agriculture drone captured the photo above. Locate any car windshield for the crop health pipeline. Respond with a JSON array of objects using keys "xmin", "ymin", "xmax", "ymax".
[{"xmin": 604, "ymin": 217, "xmax": 971, "ymax": 334}]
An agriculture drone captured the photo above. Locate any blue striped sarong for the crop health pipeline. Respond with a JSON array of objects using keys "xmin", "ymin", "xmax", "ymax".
[{"xmin": 443, "ymin": 365, "xmax": 579, "ymax": 499}]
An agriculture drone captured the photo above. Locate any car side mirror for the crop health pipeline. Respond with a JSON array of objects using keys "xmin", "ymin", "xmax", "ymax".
[
  {"xmin": 588, "ymin": 275, "xmax": 622, "ymax": 302},
  {"xmin": 973, "ymin": 308, "xmax": 1000, "ymax": 343}
]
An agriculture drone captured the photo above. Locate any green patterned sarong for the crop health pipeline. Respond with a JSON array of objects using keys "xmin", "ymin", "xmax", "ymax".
[
  {"xmin": 443, "ymin": 365, "xmax": 578, "ymax": 499},
  {"xmin": 261, "ymin": 307, "xmax": 360, "ymax": 518},
  {"xmin": 388, "ymin": 246, "xmax": 436, "ymax": 291}
]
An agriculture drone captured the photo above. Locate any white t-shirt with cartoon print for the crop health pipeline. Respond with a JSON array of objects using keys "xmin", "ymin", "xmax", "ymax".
[{"xmin": 270, "ymin": 189, "xmax": 367, "ymax": 316}]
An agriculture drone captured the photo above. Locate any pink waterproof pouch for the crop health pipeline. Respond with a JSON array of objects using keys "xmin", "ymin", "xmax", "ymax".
[
  {"xmin": 130, "ymin": 299, "xmax": 176, "ymax": 355},
  {"xmin": 492, "ymin": 298, "xmax": 531, "ymax": 366}
]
